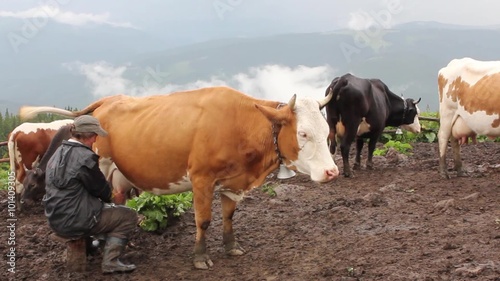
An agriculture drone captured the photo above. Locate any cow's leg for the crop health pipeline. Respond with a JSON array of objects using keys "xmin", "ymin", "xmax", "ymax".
[
  {"xmin": 438, "ymin": 114, "xmax": 454, "ymax": 179},
  {"xmin": 366, "ymin": 136, "xmax": 378, "ymax": 170},
  {"xmin": 220, "ymin": 193, "xmax": 245, "ymax": 256},
  {"xmin": 450, "ymin": 137, "xmax": 467, "ymax": 177},
  {"xmin": 192, "ymin": 180, "xmax": 215, "ymax": 270},
  {"xmin": 326, "ymin": 117, "xmax": 338, "ymax": 155},
  {"xmin": 328, "ymin": 128, "xmax": 337, "ymax": 155},
  {"xmin": 16, "ymin": 167, "xmax": 25, "ymax": 212},
  {"xmin": 340, "ymin": 141, "xmax": 352, "ymax": 177},
  {"xmin": 353, "ymin": 138, "xmax": 363, "ymax": 170},
  {"xmin": 340, "ymin": 127, "xmax": 357, "ymax": 177}
]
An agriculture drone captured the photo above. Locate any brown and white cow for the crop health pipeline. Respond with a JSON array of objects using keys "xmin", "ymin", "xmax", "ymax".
[
  {"xmin": 20, "ymin": 86, "xmax": 339, "ymax": 269},
  {"xmin": 21, "ymin": 124, "xmax": 72, "ymax": 204},
  {"xmin": 8, "ymin": 119, "xmax": 73, "ymax": 209},
  {"xmin": 22, "ymin": 125, "xmax": 138, "ymax": 206},
  {"xmin": 438, "ymin": 57, "xmax": 500, "ymax": 178}
]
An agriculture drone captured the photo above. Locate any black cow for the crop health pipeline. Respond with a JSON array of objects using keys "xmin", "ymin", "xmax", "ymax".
[
  {"xmin": 21, "ymin": 124, "xmax": 72, "ymax": 205},
  {"xmin": 325, "ymin": 73, "xmax": 421, "ymax": 177}
]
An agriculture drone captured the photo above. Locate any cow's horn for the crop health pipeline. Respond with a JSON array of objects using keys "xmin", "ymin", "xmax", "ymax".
[
  {"xmin": 319, "ymin": 88, "xmax": 333, "ymax": 109},
  {"xmin": 288, "ymin": 94, "xmax": 297, "ymax": 109},
  {"xmin": 413, "ymin": 97, "xmax": 421, "ymax": 105}
]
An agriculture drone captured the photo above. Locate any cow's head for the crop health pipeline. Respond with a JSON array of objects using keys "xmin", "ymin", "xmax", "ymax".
[
  {"xmin": 400, "ymin": 97, "xmax": 422, "ymax": 133},
  {"xmin": 21, "ymin": 167, "xmax": 46, "ymax": 205},
  {"xmin": 255, "ymin": 91, "xmax": 339, "ymax": 182}
]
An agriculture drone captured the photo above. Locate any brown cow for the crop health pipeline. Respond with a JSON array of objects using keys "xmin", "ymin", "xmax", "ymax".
[
  {"xmin": 8, "ymin": 119, "xmax": 73, "ymax": 210},
  {"xmin": 20, "ymin": 86, "xmax": 339, "ymax": 269}
]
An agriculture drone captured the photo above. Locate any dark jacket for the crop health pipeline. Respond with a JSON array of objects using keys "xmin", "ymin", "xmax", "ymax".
[{"xmin": 44, "ymin": 140, "xmax": 112, "ymax": 238}]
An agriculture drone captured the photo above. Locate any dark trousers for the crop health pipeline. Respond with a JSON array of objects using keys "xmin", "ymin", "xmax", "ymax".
[{"xmin": 89, "ymin": 204, "xmax": 137, "ymax": 240}]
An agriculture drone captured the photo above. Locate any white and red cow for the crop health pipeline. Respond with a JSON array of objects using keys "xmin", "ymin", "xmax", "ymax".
[
  {"xmin": 325, "ymin": 73, "xmax": 421, "ymax": 177},
  {"xmin": 20, "ymin": 86, "xmax": 339, "ymax": 269},
  {"xmin": 22, "ymin": 125, "xmax": 138, "ymax": 206},
  {"xmin": 21, "ymin": 124, "xmax": 72, "ymax": 204},
  {"xmin": 438, "ymin": 57, "xmax": 500, "ymax": 178},
  {"xmin": 8, "ymin": 119, "xmax": 73, "ymax": 209}
]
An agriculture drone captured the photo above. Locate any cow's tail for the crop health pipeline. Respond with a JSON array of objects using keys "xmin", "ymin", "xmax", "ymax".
[
  {"xmin": 20, "ymin": 95, "xmax": 124, "ymax": 120},
  {"xmin": 20, "ymin": 106, "xmax": 76, "ymax": 120},
  {"xmin": 7, "ymin": 133, "xmax": 16, "ymax": 174}
]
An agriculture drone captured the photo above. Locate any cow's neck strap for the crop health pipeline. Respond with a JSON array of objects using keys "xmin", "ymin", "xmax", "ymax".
[{"xmin": 272, "ymin": 103, "xmax": 287, "ymax": 164}]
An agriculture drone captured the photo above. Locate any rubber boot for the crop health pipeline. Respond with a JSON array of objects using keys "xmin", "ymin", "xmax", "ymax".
[{"xmin": 101, "ymin": 237, "xmax": 136, "ymax": 273}]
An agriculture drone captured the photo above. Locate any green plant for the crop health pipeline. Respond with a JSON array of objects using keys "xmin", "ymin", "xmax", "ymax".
[
  {"xmin": 261, "ymin": 183, "xmax": 277, "ymax": 197},
  {"xmin": 126, "ymin": 191, "xmax": 193, "ymax": 232},
  {"xmin": 0, "ymin": 163, "xmax": 10, "ymax": 191},
  {"xmin": 374, "ymin": 140, "xmax": 413, "ymax": 156}
]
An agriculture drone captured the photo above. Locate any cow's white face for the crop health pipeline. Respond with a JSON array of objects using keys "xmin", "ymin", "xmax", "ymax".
[
  {"xmin": 400, "ymin": 105, "xmax": 421, "ymax": 133},
  {"xmin": 288, "ymin": 98, "xmax": 339, "ymax": 182}
]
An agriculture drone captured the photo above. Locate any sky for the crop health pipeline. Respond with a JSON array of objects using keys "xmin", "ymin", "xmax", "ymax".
[
  {"xmin": 1, "ymin": 0, "xmax": 499, "ymax": 108},
  {"xmin": 1, "ymin": 0, "xmax": 500, "ymax": 32}
]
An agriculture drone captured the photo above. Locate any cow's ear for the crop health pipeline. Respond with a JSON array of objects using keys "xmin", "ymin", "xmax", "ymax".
[{"xmin": 255, "ymin": 104, "xmax": 290, "ymax": 124}]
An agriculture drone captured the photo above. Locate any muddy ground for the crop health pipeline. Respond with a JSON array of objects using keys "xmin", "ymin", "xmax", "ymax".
[{"xmin": 1, "ymin": 142, "xmax": 499, "ymax": 281}]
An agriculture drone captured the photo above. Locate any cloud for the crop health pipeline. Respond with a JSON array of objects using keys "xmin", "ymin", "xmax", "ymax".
[
  {"xmin": 233, "ymin": 65, "xmax": 335, "ymax": 101},
  {"xmin": 64, "ymin": 61, "xmax": 337, "ymax": 102},
  {"xmin": 64, "ymin": 61, "xmax": 131, "ymax": 96},
  {"xmin": 348, "ymin": 11, "xmax": 377, "ymax": 30},
  {"xmin": 346, "ymin": 0, "xmax": 402, "ymax": 30},
  {"xmin": 0, "ymin": 5, "xmax": 136, "ymax": 28}
]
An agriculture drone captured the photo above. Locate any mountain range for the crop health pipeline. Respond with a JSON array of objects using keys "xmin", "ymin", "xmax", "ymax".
[{"xmin": 2, "ymin": 20, "xmax": 500, "ymax": 114}]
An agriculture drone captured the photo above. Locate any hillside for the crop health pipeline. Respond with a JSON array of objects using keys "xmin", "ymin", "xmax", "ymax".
[
  {"xmin": 131, "ymin": 26, "xmax": 500, "ymax": 111},
  {"xmin": 3, "ymin": 21, "xmax": 500, "ymax": 112}
]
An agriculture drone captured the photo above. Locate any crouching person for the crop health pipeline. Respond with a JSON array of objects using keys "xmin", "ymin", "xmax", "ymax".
[{"xmin": 43, "ymin": 115, "xmax": 138, "ymax": 273}]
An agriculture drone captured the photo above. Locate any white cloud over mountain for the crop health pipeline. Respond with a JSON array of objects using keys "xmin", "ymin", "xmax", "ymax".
[
  {"xmin": 63, "ymin": 61, "xmax": 337, "ymax": 102},
  {"xmin": 0, "ymin": 5, "xmax": 136, "ymax": 28}
]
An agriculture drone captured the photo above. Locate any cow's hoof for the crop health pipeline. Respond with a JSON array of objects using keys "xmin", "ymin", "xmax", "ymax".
[
  {"xmin": 353, "ymin": 163, "xmax": 361, "ymax": 170},
  {"xmin": 193, "ymin": 255, "xmax": 214, "ymax": 270},
  {"xmin": 225, "ymin": 242, "xmax": 245, "ymax": 256},
  {"xmin": 226, "ymin": 247, "xmax": 245, "ymax": 256},
  {"xmin": 439, "ymin": 171, "xmax": 451, "ymax": 179},
  {"xmin": 457, "ymin": 170, "xmax": 469, "ymax": 177},
  {"xmin": 343, "ymin": 172, "xmax": 353, "ymax": 178}
]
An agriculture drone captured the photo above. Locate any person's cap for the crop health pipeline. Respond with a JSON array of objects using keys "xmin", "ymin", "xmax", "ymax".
[{"xmin": 73, "ymin": 115, "xmax": 108, "ymax": 137}]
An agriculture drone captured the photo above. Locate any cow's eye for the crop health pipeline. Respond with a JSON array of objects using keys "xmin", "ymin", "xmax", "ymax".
[{"xmin": 298, "ymin": 131, "xmax": 307, "ymax": 138}]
